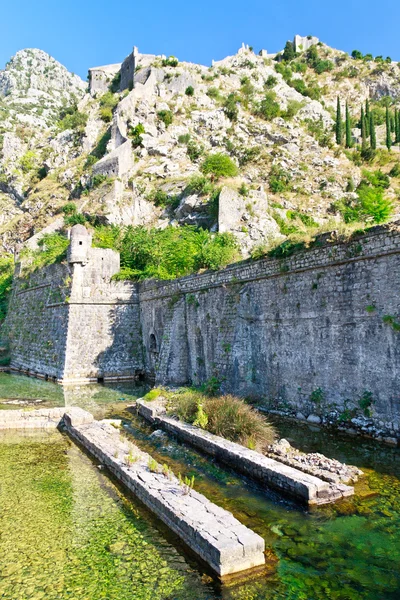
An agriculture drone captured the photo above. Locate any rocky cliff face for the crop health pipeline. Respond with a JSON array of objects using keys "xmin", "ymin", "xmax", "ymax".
[{"xmin": 0, "ymin": 39, "xmax": 400, "ymax": 258}]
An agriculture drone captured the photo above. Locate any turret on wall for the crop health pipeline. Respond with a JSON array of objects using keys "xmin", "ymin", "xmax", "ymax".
[{"xmin": 68, "ymin": 224, "xmax": 92, "ymax": 265}]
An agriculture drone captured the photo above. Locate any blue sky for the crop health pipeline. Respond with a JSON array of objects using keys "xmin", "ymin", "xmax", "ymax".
[{"xmin": 1, "ymin": 0, "xmax": 398, "ymax": 79}]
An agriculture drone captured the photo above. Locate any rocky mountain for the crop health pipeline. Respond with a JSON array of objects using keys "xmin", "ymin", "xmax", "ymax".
[{"xmin": 0, "ymin": 37, "xmax": 400, "ymax": 260}]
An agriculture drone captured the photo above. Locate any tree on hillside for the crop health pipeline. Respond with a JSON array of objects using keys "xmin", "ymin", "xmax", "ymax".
[
  {"xmin": 282, "ymin": 41, "xmax": 296, "ymax": 62},
  {"xmin": 386, "ymin": 106, "xmax": 392, "ymax": 151},
  {"xmin": 365, "ymin": 99, "xmax": 370, "ymax": 137},
  {"xmin": 370, "ymin": 113, "xmax": 376, "ymax": 150},
  {"xmin": 395, "ymin": 108, "xmax": 400, "ymax": 144},
  {"xmin": 345, "ymin": 101, "xmax": 352, "ymax": 148},
  {"xmin": 360, "ymin": 106, "xmax": 367, "ymax": 150},
  {"xmin": 336, "ymin": 97, "xmax": 342, "ymax": 145}
]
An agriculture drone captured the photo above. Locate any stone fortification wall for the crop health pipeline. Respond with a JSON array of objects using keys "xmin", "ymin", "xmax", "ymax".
[
  {"xmin": 4, "ymin": 226, "xmax": 144, "ymax": 383},
  {"xmin": 3, "ymin": 224, "xmax": 400, "ymax": 432},
  {"xmin": 139, "ymin": 224, "xmax": 400, "ymax": 429},
  {"xmin": 3, "ymin": 262, "xmax": 72, "ymax": 380},
  {"xmin": 88, "ymin": 64, "xmax": 121, "ymax": 96}
]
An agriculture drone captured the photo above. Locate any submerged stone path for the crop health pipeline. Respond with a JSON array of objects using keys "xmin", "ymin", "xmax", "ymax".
[
  {"xmin": 0, "ymin": 406, "xmax": 266, "ymax": 578},
  {"xmin": 136, "ymin": 399, "xmax": 355, "ymax": 505}
]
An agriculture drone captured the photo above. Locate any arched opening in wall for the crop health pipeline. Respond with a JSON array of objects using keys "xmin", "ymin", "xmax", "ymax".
[
  {"xmin": 148, "ymin": 333, "xmax": 159, "ymax": 375},
  {"xmin": 149, "ymin": 333, "xmax": 158, "ymax": 353}
]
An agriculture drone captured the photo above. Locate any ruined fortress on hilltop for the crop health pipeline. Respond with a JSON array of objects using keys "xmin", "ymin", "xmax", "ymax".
[{"xmin": 3, "ymin": 222, "xmax": 400, "ymax": 436}]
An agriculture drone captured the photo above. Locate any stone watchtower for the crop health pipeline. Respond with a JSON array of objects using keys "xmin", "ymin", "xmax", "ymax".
[{"xmin": 67, "ymin": 224, "xmax": 92, "ymax": 265}]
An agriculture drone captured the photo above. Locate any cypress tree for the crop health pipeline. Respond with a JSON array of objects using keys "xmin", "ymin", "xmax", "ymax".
[
  {"xmin": 360, "ymin": 106, "xmax": 366, "ymax": 149},
  {"xmin": 386, "ymin": 106, "xmax": 392, "ymax": 151},
  {"xmin": 395, "ymin": 109, "xmax": 400, "ymax": 144},
  {"xmin": 370, "ymin": 113, "xmax": 376, "ymax": 150},
  {"xmin": 365, "ymin": 99, "xmax": 370, "ymax": 136},
  {"xmin": 345, "ymin": 101, "xmax": 352, "ymax": 148},
  {"xmin": 390, "ymin": 113, "xmax": 395, "ymax": 133},
  {"xmin": 336, "ymin": 97, "xmax": 343, "ymax": 145}
]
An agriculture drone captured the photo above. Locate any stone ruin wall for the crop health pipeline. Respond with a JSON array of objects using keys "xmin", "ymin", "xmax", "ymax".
[
  {"xmin": 3, "ymin": 224, "xmax": 400, "ymax": 431},
  {"xmin": 140, "ymin": 224, "xmax": 400, "ymax": 428}
]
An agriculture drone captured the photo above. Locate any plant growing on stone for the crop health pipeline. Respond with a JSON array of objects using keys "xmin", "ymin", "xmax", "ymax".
[
  {"xmin": 167, "ymin": 389, "xmax": 276, "ymax": 451},
  {"xmin": 148, "ymin": 457, "xmax": 160, "ymax": 473},
  {"xmin": 128, "ymin": 122, "xmax": 145, "ymax": 148},
  {"xmin": 157, "ymin": 110, "xmax": 173, "ymax": 128},
  {"xmin": 264, "ymin": 75, "xmax": 277, "ymax": 89},
  {"xmin": 310, "ymin": 388, "xmax": 324, "ymax": 406},
  {"xmin": 358, "ymin": 391, "xmax": 374, "ymax": 417},
  {"xmin": 223, "ymin": 93, "xmax": 240, "ymax": 121},
  {"xmin": 193, "ymin": 403, "xmax": 208, "ymax": 429},
  {"xmin": 125, "ymin": 450, "xmax": 138, "ymax": 466},
  {"xmin": 257, "ymin": 91, "xmax": 280, "ymax": 121},
  {"xmin": 186, "ymin": 140, "xmax": 204, "ymax": 162},
  {"xmin": 144, "ymin": 388, "xmax": 162, "ymax": 401},
  {"xmin": 185, "ymin": 86, "xmax": 194, "ymax": 96},
  {"xmin": 178, "ymin": 473, "xmax": 195, "ymax": 495},
  {"xmin": 201, "ymin": 153, "xmax": 238, "ymax": 180},
  {"xmin": 162, "ymin": 56, "xmax": 179, "ymax": 67},
  {"xmin": 162, "ymin": 463, "xmax": 173, "ymax": 480},
  {"xmin": 99, "ymin": 91, "xmax": 118, "ymax": 122}
]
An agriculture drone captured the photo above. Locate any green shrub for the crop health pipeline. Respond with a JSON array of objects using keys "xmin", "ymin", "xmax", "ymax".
[
  {"xmin": 127, "ymin": 122, "xmax": 145, "ymax": 148},
  {"xmin": 150, "ymin": 189, "xmax": 180, "ymax": 209},
  {"xmin": 93, "ymin": 224, "xmax": 238, "ymax": 281},
  {"xmin": 185, "ymin": 175, "xmax": 214, "ymax": 196},
  {"xmin": 187, "ymin": 140, "xmax": 204, "ymax": 162},
  {"xmin": 282, "ymin": 99, "xmax": 304, "ymax": 120},
  {"xmin": 0, "ymin": 255, "xmax": 14, "ymax": 322},
  {"xmin": 143, "ymin": 388, "xmax": 162, "ymax": 401},
  {"xmin": 92, "ymin": 174, "xmax": 112, "ymax": 188},
  {"xmin": 20, "ymin": 233, "xmax": 69, "ymax": 274},
  {"xmin": 57, "ymin": 105, "xmax": 88, "ymax": 132},
  {"xmin": 224, "ymin": 93, "xmax": 240, "ymax": 122},
  {"xmin": 166, "ymin": 389, "xmax": 276, "ymax": 450},
  {"xmin": 361, "ymin": 169, "xmax": 390, "ymax": 189},
  {"xmin": 275, "ymin": 62, "xmax": 292, "ymax": 81},
  {"xmin": 358, "ymin": 391, "xmax": 374, "ymax": 417},
  {"xmin": 99, "ymin": 92, "xmax": 118, "ymax": 122},
  {"xmin": 257, "ymin": 91, "xmax": 280, "ymax": 121},
  {"xmin": 157, "ymin": 110, "xmax": 173, "ymax": 127},
  {"xmin": 287, "ymin": 210, "xmax": 318, "ymax": 227},
  {"xmin": 335, "ymin": 183, "xmax": 393, "ymax": 224},
  {"xmin": 109, "ymin": 72, "xmax": 121, "ymax": 93},
  {"xmin": 19, "ymin": 151, "xmax": 37, "ymax": 173},
  {"xmin": 62, "ymin": 202, "xmax": 77, "ymax": 216},
  {"xmin": 389, "ymin": 163, "xmax": 400, "ymax": 177},
  {"xmin": 162, "ymin": 56, "xmax": 179, "ymax": 67},
  {"xmin": 64, "ymin": 213, "xmax": 87, "ymax": 226},
  {"xmin": 306, "ymin": 46, "xmax": 333, "ymax": 73},
  {"xmin": 201, "ymin": 153, "xmax": 238, "ymax": 179},
  {"xmin": 88, "ymin": 128, "xmax": 111, "ymax": 162},
  {"xmin": 269, "ymin": 165, "xmax": 292, "ymax": 193},
  {"xmin": 264, "ymin": 75, "xmax": 278, "ymax": 89},
  {"xmin": 185, "ymin": 86, "xmax": 194, "ymax": 96},
  {"xmin": 178, "ymin": 133, "xmax": 191, "ymax": 144},
  {"xmin": 207, "ymin": 87, "xmax": 221, "ymax": 99}
]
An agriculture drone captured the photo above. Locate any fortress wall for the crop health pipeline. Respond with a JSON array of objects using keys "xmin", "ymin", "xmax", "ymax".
[
  {"xmin": 3, "ymin": 224, "xmax": 399, "ymax": 430},
  {"xmin": 140, "ymin": 224, "xmax": 400, "ymax": 427},
  {"xmin": 4, "ymin": 262, "xmax": 72, "ymax": 380}
]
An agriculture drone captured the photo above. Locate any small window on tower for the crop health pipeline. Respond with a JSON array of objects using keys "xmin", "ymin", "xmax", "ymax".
[{"xmin": 79, "ymin": 241, "xmax": 82, "ymax": 245}]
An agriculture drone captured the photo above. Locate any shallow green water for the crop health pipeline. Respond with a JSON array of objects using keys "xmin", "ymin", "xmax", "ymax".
[{"xmin": 0, "ymin": 373, "xmax": 399, "ymax": 599}]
